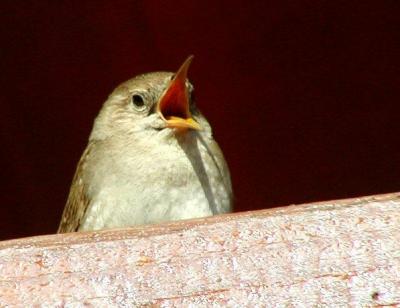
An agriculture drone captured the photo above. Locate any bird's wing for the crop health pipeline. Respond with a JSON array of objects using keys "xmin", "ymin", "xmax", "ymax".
[
  {"xmin": 209, "ymin": 140, "xmax": 233, "ymax": 198},
  {"xmin": 199, "ymin": 135, "xmax": 233, "ymax": 201},
  {"xmin": 57, "ymin": 144, "xmax": 93, "ymax": 233}
]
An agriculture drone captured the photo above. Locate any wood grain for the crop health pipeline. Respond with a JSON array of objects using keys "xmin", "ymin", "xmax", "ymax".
[{"xmin": 1, "ymin": 193, "xmax": 400, "ymax": 307}]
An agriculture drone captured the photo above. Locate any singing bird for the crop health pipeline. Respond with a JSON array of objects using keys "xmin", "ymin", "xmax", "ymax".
[{"xmin": 58, "ymin": 56, "xmax": 232, "ymax": 233}]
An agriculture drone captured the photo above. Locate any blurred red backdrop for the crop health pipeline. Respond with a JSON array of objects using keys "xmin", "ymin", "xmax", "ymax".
[{"xmin": 1, "ymin": 1, "xmax": 399, "ymax": 240}]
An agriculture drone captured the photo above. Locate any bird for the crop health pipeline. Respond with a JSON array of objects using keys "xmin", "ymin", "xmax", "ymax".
[{"xmin": 57, "ymin": 56, "xmax": 233, "ymax": 233}]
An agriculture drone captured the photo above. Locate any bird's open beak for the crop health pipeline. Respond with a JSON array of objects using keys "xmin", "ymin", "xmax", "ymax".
[{"xmin": 156, "ymin": 56, "xmax": 201, "ymax": 130}]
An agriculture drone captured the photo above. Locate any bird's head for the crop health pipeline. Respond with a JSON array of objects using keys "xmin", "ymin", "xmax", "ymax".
[{"xmin": 90, "ymin": 56, "xmax": 212, "ymax": 142}]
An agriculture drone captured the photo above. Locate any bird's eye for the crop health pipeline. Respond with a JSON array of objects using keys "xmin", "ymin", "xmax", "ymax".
[{"xmin": 131, "ymin": 94, "xmax": 146, "ymax": 111}]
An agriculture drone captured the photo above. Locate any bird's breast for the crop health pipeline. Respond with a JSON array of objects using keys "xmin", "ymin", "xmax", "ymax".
[{"xmin": 79, "ymin": 133, "xmax": 231, "ymax": 231}]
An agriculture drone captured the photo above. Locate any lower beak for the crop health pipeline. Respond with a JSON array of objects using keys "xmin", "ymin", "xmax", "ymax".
[{"xmin": 156, "ymin": 56, "xmax": 201, "ymax": 130}]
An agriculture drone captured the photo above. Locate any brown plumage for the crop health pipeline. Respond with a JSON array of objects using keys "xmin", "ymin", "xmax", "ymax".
[
  {"xmin": 58, "ymin": 143, "xmax": 94, "ymax": 233},
  {"xmin": 58, "ymin": 57, "xmax": 232, "ymax": 233}
]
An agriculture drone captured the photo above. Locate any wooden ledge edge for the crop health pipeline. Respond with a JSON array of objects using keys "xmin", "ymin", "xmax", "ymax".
[
  {"xmin": 1, "ymin": 191, "xmax": 399, "ymax": 249},
  {"xmin": 1, "ymin": 191, "xmax": 400, "ymax": 306}
]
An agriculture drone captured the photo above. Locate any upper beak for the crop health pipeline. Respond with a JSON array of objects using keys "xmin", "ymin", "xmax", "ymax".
[{"xmin": 156, "ymin": 55, "xmax": 201, "ymax": 130}]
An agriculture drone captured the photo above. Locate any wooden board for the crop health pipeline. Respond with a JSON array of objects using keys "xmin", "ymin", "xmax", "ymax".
[{"xmin": 1, "ymin": 193, "xmax": 400, "ymax": 306}]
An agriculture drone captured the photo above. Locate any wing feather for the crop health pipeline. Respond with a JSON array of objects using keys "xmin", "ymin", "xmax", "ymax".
[{"xmin": 57, "ymin": 144, "xmax": 94, "ymax": 233}]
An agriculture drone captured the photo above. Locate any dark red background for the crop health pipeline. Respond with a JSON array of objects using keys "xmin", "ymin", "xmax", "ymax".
[{"xmin": 1, "ymin": 1, "xmax": 399, "ymax": 240}]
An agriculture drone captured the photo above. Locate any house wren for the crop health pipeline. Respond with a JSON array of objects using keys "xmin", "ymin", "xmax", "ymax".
[{"xmin": 58, "ymin": 56, "xmax": 232, "ymax": 233}]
